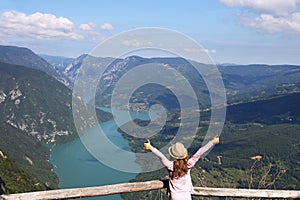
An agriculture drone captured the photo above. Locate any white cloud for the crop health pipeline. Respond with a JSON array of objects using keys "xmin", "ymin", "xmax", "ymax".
[
  {"xmin": 210, "ymin": 49, "xmax": 217, "ymax": 54},
  {"xmin": 79, "ymin": 23, "xmax": 96, "ymax": 31},
  {"xmin": 0, "ymin": 11, "xmax": 114, "ymax": 41},
  {"xmin": 122, "ymin": 39, "xmax": 153, "ymax": 47},
  {"xmin": 184, "ymin": 48, "xmax": 217, "ymax": 54},
  {"xmin": 238, "ymin": 13, "xmax": 300, "ymax": 34},
  {"xmin": 219, "ymin": 0, "xmax": 300, "ymax": 34},
  {"xmin": 100, "ymin": 23, "xmax": 114, "ymax": 30},
  {"xmin": 219, "ymin": 0, "xmax": 299, "ymax": 16},
  {"xmin": 0, "ymin": 11, "xmax": 83, "ymax": 40}
]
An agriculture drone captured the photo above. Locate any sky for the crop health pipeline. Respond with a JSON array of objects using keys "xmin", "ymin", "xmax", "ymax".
[{"xmin": 0, "ymin": 0, "xmax": 300, "ymax": 65}]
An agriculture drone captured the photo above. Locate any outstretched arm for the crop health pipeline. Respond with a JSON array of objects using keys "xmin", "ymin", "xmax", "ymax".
[
  {"xmin": 144, "ymin": 140, "xmax": 173, "ymax": 169},
  {"xmin": 189, "ymin": 136, "xmax": 219, "ymax": 167},
  {"xmin": 144, "ymin": 139, "xmax": 154, "ymax": 151}
]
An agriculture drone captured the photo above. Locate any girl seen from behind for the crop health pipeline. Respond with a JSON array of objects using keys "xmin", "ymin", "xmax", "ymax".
[{"xmin": 144, "ymin": 137, "xmax": 219, "ymax": 200}]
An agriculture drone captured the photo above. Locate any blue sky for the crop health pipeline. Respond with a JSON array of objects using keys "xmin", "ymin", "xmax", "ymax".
[{"xmin": 0, "ymin": 0, "xmax": 300, "ymax": 64}]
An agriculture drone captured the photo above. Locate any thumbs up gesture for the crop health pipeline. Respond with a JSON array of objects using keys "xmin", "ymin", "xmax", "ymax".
[
  {"xmin": 211, "ymin": 136, "xmax": 220, "ymax": 145},
  {"xmin": 144, "ymin": 139, "xmax": 154, "ymax": 151}
]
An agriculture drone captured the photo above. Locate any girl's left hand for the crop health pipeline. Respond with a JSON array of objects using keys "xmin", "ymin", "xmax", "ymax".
[{"xmin": 211, "ymin": 136, "xmax": 220, "ymax": 145}]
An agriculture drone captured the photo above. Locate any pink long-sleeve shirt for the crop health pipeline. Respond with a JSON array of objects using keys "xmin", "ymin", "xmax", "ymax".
[{"xmin": 152, "ymin": 141, "xmax": 214, "ymax": 200}]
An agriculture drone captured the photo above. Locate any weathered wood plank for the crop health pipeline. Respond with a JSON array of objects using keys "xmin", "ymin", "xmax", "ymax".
[
  {"xmin": 1, "ymin": 180, "xmax": 164, "ymax": 200},
  {"xmin": 193, "ymin": 187, "xmax": 300, "ymax": 199},
  {"xmin": 1, "ymin": 180, "xmax": 300, "ymax": 200}
]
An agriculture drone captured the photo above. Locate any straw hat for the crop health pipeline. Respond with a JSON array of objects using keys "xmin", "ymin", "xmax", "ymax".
[{"xmin": 168, "ymin": 142, "xmax": 188, "ymax": 159}]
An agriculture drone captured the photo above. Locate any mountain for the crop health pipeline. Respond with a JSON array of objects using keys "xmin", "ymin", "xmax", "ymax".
[
  {"xmin": 219, "ymin": 64, "xmax": 300, "ymax": 103},
  {"xmin": 121, "ymin": 91, "xmax": 300, "ymax": 199},
  {"xmin": 50, "ymin": 54, "xmax": 300, "ymax": 112},
  {"xmin": 0, "ymin": 60, "xmax": 113, "ymax": 144},
  {"xmin": 52, "ymin": 55, "xmax": 211, "ymax": 109},
  {"xmin": 0, "ymin": 60, "xmax": 113, "ymax": 193},
  {"xmin": 2, "ymin": 47, "xmax": 300, "ymax": 196},
  {"xmin": 39, "ymin": 54, "xmax": 74, "ymax": 71},
  {"xmin": 42, "ymin": 54, "xmax": 115, "ymax": 89},
  {"xmin": 0, "ymin": 45, "xmax": 70, "ymax": 87},
  {"xmin": 0, "ymin": 61, "xmax": 76, "ymax": 190},
  {"xmin": 0, "ymin": 61, "xmax": 71, "ymax": 191},
  {"xmin": 0, "ymin": 124, "xmax": 58, "ymax": 193},
  {"xmin": 0, "ymin": 61, "xmax": 78, "ymax": 144},
  {"xmin": 94, "ymin": 58, "xmax": 300, "ymax": 111},
  {"xmin": 225, "ymin": 92, "xmax": 300, "ymax": 124},
  {"xmin": 0, "ymin": 148, "xmax": 51, "ymax": 194}
]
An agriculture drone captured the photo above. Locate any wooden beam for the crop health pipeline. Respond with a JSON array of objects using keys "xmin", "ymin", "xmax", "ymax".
[
  {"xmin": 1, "ymin": 180, "xmax": 300, "ymax": 200},
  {"xmin": 193, "ymin": 187, "xmax": 300, "ymax": 199},
  {"xmin": 1, "ymin": 180, "xmax": 165, "ymax": 200}
]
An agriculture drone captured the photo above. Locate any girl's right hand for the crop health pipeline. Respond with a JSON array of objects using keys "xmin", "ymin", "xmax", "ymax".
[{"xmin": 144, "ymin": 139, "xmax": 154, "ymax": 151}]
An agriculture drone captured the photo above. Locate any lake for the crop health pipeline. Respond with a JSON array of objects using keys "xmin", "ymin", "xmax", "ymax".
[{"xmin": 50, "ymin": 108, "xmax": 154, "ymax": 199}]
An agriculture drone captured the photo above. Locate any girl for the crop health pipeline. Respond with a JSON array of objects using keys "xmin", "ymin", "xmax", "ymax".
[{"xmin": 144, "ymin": 137, "xmax": 219, "ymax": 200}]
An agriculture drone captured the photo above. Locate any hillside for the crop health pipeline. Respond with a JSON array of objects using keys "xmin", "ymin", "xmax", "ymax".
[
  {"xmin": 0, "ymin": 60, "xmax": 113, "ymax": 193},
  {"xmin": 46, "ymin": 54, "xmax": 300, "ymax": 112},
  {"xmin": 0, "ymin": 148, "xmax": 51, "ymax": 194},
  {"xmin": 0, "ymin": 45, "xmax": 70, "ymax": 86},
  {"xmin": 0, "ymin": 61, "xmax": 78, "ymax": 144},
  {"xmin": 121, "ymin": 92, "xmax": 300, "ymax": 199},
  {"xmin": 219, "ymin": 64, "xmax": 300, "ymax": 103},
  {"xmin": 0, "ymin": 122, "xmax": 59, "ymax": 192},
  {"xmin": 226, "ymin": 93, "xmax": 300, "ymax": 124},
  {"xmin": 0, "ymin": 61, "xmax": 73, "ymax": 192},
  {"xmin": 0, "ymin": 61, "xmax": 113, "ymax": 143},
  {"xmin": 39, "ymin": 54, "xmax": 74, "ymax": 71}
]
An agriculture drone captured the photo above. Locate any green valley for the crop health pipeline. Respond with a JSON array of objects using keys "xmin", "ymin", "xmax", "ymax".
[{"xmin": 121, "ymin": 92, "xmax": 300, "ymax": 199}]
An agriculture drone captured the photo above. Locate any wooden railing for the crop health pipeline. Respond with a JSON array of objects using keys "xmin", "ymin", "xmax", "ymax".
[{"xmin": 1, "ymin": 180, "xmax": 300, "ymax": 200}]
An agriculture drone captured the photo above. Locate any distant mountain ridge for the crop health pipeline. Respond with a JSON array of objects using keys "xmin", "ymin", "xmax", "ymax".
[
  {"xmin": 0, "ymin": 45, "xmax": 70, "ymax": 86},
  {"xmin": 44, "ymin": 54, "xmax": 300, "ymax": 111},
  {"xmin": 219, "ymin": 64, "xmax": 300, "ymax": 103},
  {"xmin": 39, "ymin": 54, "xmax": 74, "ymax": 71}
]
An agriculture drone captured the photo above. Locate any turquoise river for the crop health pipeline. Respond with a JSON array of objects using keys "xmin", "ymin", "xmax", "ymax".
[{"xmin": 50, "ymin": 108, "xmax": 154, "ymax": 200}]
